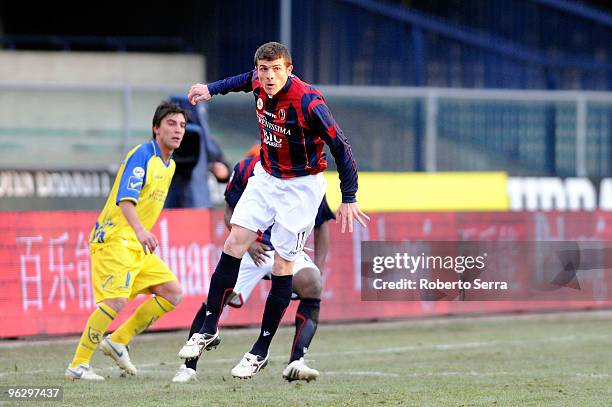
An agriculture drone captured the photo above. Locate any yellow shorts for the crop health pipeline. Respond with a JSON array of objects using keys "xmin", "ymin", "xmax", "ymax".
[{"xmin": 90, "ymin": 242, "xmax": 177, "ymax": 303}]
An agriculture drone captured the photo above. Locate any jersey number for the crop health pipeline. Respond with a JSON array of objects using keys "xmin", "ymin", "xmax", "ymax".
[{"xmin": 295, "ymin": 231, "xmax": 307, "ymax": 251}]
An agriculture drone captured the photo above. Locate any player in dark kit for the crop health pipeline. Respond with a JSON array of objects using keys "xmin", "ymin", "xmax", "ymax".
[
  {"xmin": 179, "ymin": 42, "xmax": 368, "ymax": 379},
  {"xmin": 173, "ymin": 149, "xmax": 334, "ymax": 382}
]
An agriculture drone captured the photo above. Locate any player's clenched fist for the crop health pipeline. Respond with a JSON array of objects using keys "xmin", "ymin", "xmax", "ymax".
[{"xmin": 188, "ymin": 83, "xmax": 212, "ymax": 105}]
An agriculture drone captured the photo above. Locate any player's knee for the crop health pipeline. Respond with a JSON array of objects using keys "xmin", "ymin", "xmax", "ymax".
[
  {"xmin": 293, "ymin": 268, "xmax": 322, "ymax": 299},
  {"xmin": 164, "ymin": 283, "xmax": 183, "ymax": 306},
  {"xmin": 223, "ymin": 235, "xmax": 248, "ymax": 258},
  {"xmin": 150, "ymin": 281, "xmax": 183, "ymax": 306},
  {"xmin": 301, "ymin": 280, "xmax": 322, "ymax": 299},
  {"xmin": 103, "ymin": 297, "xmax": 128, "ymax": 313},
  {"xmin": 272, "ymin": 260, "xmax": 293, "ymax": 276},
  {"xmin": 168, "ymin": 286, "xmax": 183, "ymax": 306}
]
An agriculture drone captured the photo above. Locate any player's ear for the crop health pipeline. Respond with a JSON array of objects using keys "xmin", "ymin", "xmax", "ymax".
[{"xmin": 287, "ymin": 64, "xmax": 293, "ymax": 74}]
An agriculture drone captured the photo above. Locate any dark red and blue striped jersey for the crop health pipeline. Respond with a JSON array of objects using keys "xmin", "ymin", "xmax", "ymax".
[
  {"xmin": 225, "ymin": 155, "xmax": 336, "ymax": 248},
  {"xmin": 208, "ymin": 70, "xmax": 358, "ymax": 203}
]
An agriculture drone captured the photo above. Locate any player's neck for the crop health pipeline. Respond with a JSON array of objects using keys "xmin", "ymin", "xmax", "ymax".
[
  {"xmin": 154, "ymin": 139, "xmax": 173, "ymax": 163},
  {"xmin": 159, "ymin": 148, "xmax": 172, "ymax": 163}
]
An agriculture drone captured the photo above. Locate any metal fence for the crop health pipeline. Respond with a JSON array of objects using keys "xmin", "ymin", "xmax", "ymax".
[{"xmin": 1, "ymin": 81, "xmax": 611, "ymax": 176}]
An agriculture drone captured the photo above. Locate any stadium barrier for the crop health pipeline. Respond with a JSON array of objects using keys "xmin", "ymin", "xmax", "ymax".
[
  {"xmin": 325, "ymin": 173, "xmax": 612, "ymax": 212},
  {"xmin": 324, "ymin": 171, "xmax": 509, "ymax": 211},
  {"xmin": 1, "ymin": 209, "xmax": 612, "ymax": 338},
  {"xmin": 5, "ymin": 172, "xmax": 612, "ymax": 213}
]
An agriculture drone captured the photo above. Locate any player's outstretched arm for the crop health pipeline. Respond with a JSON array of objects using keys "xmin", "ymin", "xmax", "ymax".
[
  {"xmin": 188, "ymin": 71, "xmax": 253, "ymax": 104},
  {"xmin": 188, "ymin": 83, "xmax": 212, "ymax": 105},
  {"xmin": 336, "ymin": 202, "xmax": 370, "ymax": 234}
]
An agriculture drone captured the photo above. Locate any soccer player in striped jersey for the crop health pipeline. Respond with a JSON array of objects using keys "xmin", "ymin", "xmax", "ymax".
[
  {"xmin": 174, "ymin": 148, "xmax": 334, "ymax": 383},
  {"xmin": 178, "ymin": 42, "xmax": 368, "ymax": 379},
  {"xmin": 66, "ymin": 101, "xmax": 186, "ymax": 381}
]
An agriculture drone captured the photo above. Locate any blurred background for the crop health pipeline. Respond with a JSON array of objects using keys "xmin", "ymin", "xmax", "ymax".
[{"xmin": 1, "ymin": 0, "xmax": 612, "ymax": 210}]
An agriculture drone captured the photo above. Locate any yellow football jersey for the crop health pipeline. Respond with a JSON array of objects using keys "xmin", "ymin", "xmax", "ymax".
[{"xmin": 89, "ymin": 140, "xmax": 175, "ymax": 251}]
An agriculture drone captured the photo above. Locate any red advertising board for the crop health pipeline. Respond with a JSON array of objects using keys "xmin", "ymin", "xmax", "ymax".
[{"xmin": 1, "ymin": 210, "xmax": 612, "ymax": 338}]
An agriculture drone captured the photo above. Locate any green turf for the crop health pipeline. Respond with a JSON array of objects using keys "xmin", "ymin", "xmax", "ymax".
[{"xmin": 1, "ymin": 311, "xmax": 612, "ymax": 406}]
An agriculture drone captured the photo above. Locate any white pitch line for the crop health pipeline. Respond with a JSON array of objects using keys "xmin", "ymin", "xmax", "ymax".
[
  {"xmin": 1, "ymin": 333, "xmax": 611, "ymax": 378},
  {"xmin": 407, "ymin": 371, "xmax": 515, "ymax": 377},
  {"xmin": 309, "ymin": 333, "xmax": 612, "ymax": 358},
  {"xmin": 574, "ymin": 373, "xmax": 610, "ymax": 378},
  {"xmin": 324, "ymin": 371, "xmax": 400, "ymax": 378}
]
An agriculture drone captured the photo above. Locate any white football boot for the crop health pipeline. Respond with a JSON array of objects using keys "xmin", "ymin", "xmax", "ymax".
[
  {"xmin": 65, "ymin": 364, "xmax": 104, "ymax": 381},
  {"xmin": 282, "ymin": 358, "xmax": 319, "ymax": 382},
  {"xmin": 230, "ymin": 352, "xmax": 269, "ymax": 379},
  {"xmin": 178, "ymin": 332, "xmax": 220, "ymax": 359},
  {"xmin": 99, "ymin": 335, "xmax": 137, "ymax": 375},
  {"xmin": 172, "ymin": 364, "xmax": 197, "ymax": 383}
]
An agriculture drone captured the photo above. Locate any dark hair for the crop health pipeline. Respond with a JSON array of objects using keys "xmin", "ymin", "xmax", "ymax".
[
  {"xmin": 254, "ymin": 42, "xmax": 292, "ymax": 67},
  {"xmin": 152, "ymin": 101, "xmax": 186, "ymax": 138}
]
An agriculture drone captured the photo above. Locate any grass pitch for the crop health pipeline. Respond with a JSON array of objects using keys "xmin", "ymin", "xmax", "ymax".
[{"xmin": 2, "ymin": 310, "xmax": 612, "ymax": 406}]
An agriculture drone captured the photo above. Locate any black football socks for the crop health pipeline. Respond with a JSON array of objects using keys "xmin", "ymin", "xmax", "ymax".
[
  {"xmin": 199, "ymin": 252, "xmax": 241, "ymax": 335},
  {"xmin": 185, "ymin": 302, "xmax": 207, "ymax": 370},
  {"xmin": 250, "ymin": 274, "xmax": 293, "ymax": 357},
  {"xmin": 289, "ymin": 298, "xmax": 320, "ymax": 362}
]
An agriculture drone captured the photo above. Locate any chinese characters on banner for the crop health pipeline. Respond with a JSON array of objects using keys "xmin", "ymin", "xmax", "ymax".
[{"xmin": 2, "ymin": 210, "xmax": 612, "ymax": 338}]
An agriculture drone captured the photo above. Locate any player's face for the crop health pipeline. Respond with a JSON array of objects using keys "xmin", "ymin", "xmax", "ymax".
[
  {"xmin": 257, "ymin": 58, "xmax": 293, "ymax": 96},
  {"xmin": 154, "ymin": 113, "xmax": 186, "ymax": 152}
]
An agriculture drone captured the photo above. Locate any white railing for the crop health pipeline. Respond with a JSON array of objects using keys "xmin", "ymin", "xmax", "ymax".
[
  {"xmin": 1, "ymin": 81, "xmax": 612, "ymax": 175},
  {"xmin": 319, "ymin": 85, "xmax": 612, "ymax": 176}
]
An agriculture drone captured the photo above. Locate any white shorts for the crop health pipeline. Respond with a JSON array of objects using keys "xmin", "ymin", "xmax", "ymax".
[
  {"xmin": 230, "ymin": 162, "xmax": 326, "ymax": 261},
  {"xmin": 227, "ymin": 250, "xmax": 318, "ymax": 307}
]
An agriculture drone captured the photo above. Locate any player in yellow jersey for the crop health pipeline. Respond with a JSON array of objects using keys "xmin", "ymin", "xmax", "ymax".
[{"xmin": 65, "ymin": 101, "xmax": 187, "ymax": 381}]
